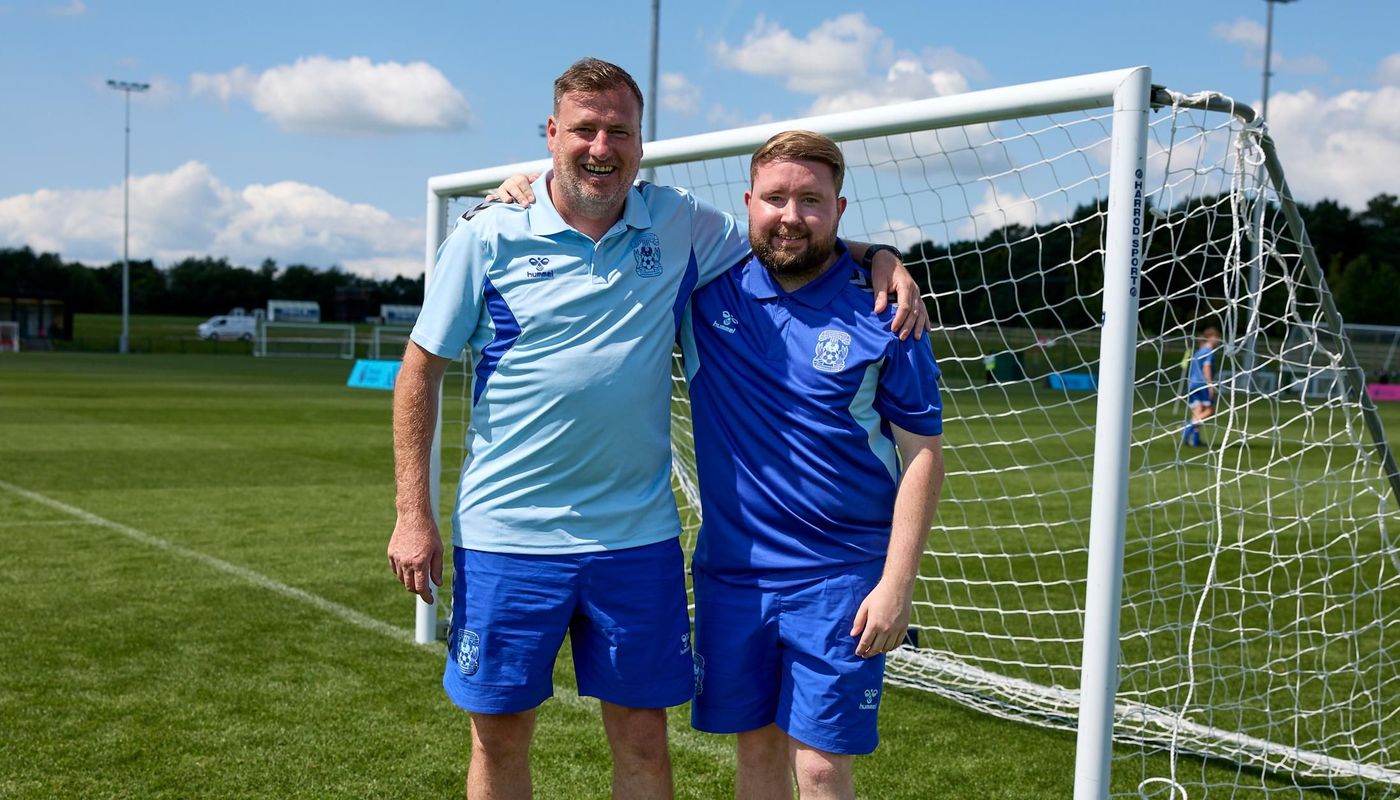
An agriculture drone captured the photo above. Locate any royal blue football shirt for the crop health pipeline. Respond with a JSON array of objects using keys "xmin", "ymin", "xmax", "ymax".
[{"xmin": 680, "ymin": 242, "xmax": 943, "ymax": 583}]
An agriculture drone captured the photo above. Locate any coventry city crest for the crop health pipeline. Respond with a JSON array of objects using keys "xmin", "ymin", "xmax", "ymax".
[
  {"xmin": 632, "ymin": 233, "xmax": 663, "ymax": 278},
  {"xmin": 456, "ymin": 629, "xmax": 481, "ymax": 676},
  {"xmin": 812, "ymin": 329, "xmax": 852, "ymax": 373}
]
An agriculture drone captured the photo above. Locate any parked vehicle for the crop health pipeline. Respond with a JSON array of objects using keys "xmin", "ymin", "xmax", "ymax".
[{"xmin": 197, "ymin": 315, "xmax": 257, "ymax": 342}]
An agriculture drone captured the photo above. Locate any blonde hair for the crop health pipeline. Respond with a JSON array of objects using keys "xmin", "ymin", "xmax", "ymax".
[{"xmin": 750, "ymin": 130, "xmax": 845, "ymax": 194}]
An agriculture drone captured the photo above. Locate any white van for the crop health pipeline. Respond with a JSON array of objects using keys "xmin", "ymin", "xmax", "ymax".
[{"xmin": 197, "ymin": 315, "xmax": 258, "ymax": 342}]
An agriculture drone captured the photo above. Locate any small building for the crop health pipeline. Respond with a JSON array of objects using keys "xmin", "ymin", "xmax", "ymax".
[{"xmin": 0, "ymin": 292, "xmax": 72, "ymax": 349}]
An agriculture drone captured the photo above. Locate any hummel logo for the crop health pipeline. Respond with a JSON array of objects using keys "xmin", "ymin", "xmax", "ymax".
[
  {"xmin": 711, "ymin": 310, "xmax": 738, "ymax": 334},
  {"xmin": 525, "ymin": 257, "xmax": 553, "ymax": 279},
  {"xmin": 859, "ymin": 688, "xmax": 880, "ymax": 710}
]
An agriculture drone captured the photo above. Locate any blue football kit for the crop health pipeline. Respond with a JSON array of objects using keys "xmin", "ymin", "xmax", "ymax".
[
  {"xmin": 680, "ymin": 242, "xmax": 943, "ymax": 754},
  {"xmin": 1187, "ymin": 344, "xmax": 1216, "ymax": 407},
  {"xmin": 412, "ymin": 172, "xmax": 749, "ymax": 713}
]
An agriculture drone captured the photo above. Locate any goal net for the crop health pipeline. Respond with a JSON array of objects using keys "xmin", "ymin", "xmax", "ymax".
[
  {"xmin": 369, "ymin": 325, "xmax": 414, "ymax": 360},
  {"xmin": 425, "ymin": 68, "xmax": 1400, "ymax": 797},
  {"xmin": 254, "ymin": 321, "xmax": 356, "ymax": 359}
]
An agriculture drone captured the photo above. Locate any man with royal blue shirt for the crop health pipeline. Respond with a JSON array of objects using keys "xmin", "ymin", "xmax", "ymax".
[
  {"xmin": 387, "ymin": 58, "xmax": 927, "ymax": 800},
  {"xmin": 1184, "ymin": 327, "xmax": 1221, "ymax": 447},
  {"xmin": 681, "ymin": 131, "xmax": 945, "ymax": 800}
]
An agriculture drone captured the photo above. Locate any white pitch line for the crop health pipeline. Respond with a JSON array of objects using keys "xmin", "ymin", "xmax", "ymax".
[
  {"xmin": 0, "ymin": 479, "xmax": 736, "ymax": 762},
  {"xmin": 0, "ymin": 478, "xmax": 428, "ymax": 649}
]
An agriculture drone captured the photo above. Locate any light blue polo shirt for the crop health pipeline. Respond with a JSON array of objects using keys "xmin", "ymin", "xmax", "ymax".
[
  {"xmin": 680, "ymin": 242, "xmax": 943, "ymax": 584},
  {"xmin": 411, "ymin": 172, "xmax": 748, "ymax": 554}
]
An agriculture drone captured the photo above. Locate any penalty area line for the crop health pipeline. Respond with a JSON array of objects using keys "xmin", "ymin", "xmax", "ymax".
[{"xmin": 0, "ymin": 478, "xmax": 430, "ymax": 650}]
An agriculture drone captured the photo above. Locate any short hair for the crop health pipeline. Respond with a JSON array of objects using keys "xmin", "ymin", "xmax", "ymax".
[
  {"xmin": 553, "ymin": 58, "xmax": 644, "ymax": 121},
  {"xmin": 749, "ymin": 130, "xmax": 846, "ymax": 195}
]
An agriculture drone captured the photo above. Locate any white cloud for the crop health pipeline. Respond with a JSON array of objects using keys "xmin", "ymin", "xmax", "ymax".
[
  {"xmin": 0, "ymin": 162, "xmax": 421, "ymax": 279},
  {"xmin": 705, "ymin": 103, "xmax": 773, "ymax": 129},
  {"xmin": 191, "ymin": 56, "xmax": 470, "ymax": 135},
  {"xmin": 1211, "ymin": 17, "xmax": 1328, "ymax": 74},
  {"xmin": 661, "ymin": 72, "xmax": 701, "ymax": 114},
  {"xmin": 1377, "ymin": 53, "xmax": 1400, "ymax": 87},
  {"xmin": 1265, "ymin": 82, "xmax": 1400, "ymax": 208},
  {"xmin": 49, "ymin": 0, "xmax": 83, "ymax": 16},
  {"xmin": 712, "ymin": 13, "xmax": 980, "ymax": 116},
  {"xmin": 957, "ymin": 187, "xmax": 1039, "ymax": 241},
  {"xmin": 1212, "ymin": 18, "xmax": 1266, "ymax": 49},
  {"xmin": 862, "ymin": 217, "xmax": 927, "ymax": 251}
]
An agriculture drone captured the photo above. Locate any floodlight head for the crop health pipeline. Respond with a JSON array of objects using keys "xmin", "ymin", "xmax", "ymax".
[{"xmin": 106, "ymin": 79, "xmax": 150, "ymax": 93}]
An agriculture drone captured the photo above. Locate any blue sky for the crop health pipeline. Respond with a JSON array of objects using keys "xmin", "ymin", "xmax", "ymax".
[{"xmin": 1, "ymin": 0, "xmax": 1396, "ymax": 278}]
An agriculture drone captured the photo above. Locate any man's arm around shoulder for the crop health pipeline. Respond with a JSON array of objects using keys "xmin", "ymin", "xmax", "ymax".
[
  {"xmin": 851, "ymin": 428, "xmax": 945, "ymax": 658},
  {"xmin": 387, "ymin": 341, "xmax": 453, "ymax": 604}
]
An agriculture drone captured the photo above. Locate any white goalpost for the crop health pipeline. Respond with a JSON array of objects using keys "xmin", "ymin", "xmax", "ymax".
[
  {"xmin": 369, "ymin": 326, "xmax": 414, "ymax": 360},
  {"xmin": 421, "ymin": 67, "xmax": 1400, "ymax": 798},
  {"xmin": 0, "ymin": 321, "xmax": 18, "ymax": 353},
  {"xmin": 254, "ymin": 321, "xmax": 356, "ymax": 359}
]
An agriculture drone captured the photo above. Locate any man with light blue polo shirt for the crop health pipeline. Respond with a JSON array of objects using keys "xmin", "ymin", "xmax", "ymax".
[
  {"xmin": 386, "ymin": 59, "xmax": 926, "ymax": 800},
  {"xmin": 681, "ymin": 130, "xmax": 945, "ymax": 800}
]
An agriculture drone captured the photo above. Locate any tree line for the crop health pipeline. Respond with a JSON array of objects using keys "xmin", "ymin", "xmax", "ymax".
[
  {"xmin": 0, "ymin": 252, "xmax": 423, "ymax": 321},
  {"xmin": 903, "ymin": 192, "xmax": 1399, "ymax": 332},
  {"xmin": 2, "ymin": 193, "xmax": 1396, "ymax": 329}
]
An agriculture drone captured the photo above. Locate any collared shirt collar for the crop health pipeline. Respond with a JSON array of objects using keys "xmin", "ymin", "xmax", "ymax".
[
  {"xmin": 526, "ymin": 169, "xmax": 652, "ymax": 237},
  {"xmin": 740, "ymin": 239, "xmax": 855, "ymax": 308}
]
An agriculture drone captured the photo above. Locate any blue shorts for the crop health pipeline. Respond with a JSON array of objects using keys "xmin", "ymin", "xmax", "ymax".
[
  {"xmin": 691, "ymin": 563, "xmax": 887, "ymax": 755},
  {"xmin": 443, "ymin": 538, "xmax": 693, "ymax": 715},
  {"xmin": 1187, "ymin": 386, "xmax": 1212, "ymax": 407}
]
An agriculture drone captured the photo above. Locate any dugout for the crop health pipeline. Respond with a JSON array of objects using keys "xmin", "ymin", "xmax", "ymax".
[
  {"xmin": 0, "ymin": 293, "xmax": 72, "ymax": 350},
  {"xmin": 987, "ymin": 351, "xmax": 1026, "ymax": 382}
]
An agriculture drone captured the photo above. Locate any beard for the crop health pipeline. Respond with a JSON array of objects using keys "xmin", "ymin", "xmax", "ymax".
[
  {"xmin": 553, "ymin": 160, "xmax": 635, "ymax": 218},
  {"xmin": 750, "ymin": 223, "xmax": 838, "ymax": 283}
]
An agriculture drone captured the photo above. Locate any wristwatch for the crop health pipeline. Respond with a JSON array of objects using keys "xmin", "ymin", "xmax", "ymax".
[{"xmin": 860, "ymin": 244, "xmax": 901, "ymax": 270}]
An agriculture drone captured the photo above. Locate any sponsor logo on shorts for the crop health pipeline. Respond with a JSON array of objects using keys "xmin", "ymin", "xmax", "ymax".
[
  {"xmin": 693, "ymin": 653, "xmax": 705, "ymax": 696},
  {"xmin": 859, "ymin": 687, "xmax": 880, "ymax": 711},
  {"xmin": 457, "ymin": 629, "xmax": 481, "ymax": 677},
  {"xmin": 680, "ymin": 632, "xmax": 691, "ymax": 655}
]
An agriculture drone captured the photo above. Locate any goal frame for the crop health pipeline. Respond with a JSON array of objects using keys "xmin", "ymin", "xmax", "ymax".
[
  {"xmin": 254, "ymin": 321, "xmax": 356, "ymax": 360},
  {"xmin": 420, "ymin": 66, "xmax": 1400, "ymax": 799}
]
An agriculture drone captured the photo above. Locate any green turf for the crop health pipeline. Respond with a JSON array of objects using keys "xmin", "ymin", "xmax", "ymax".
[{"xmin": 2, "ymin": 351, "xmax": 1395, "ymax": 798}]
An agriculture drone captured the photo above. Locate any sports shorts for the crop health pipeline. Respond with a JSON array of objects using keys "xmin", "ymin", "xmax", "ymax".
[
  {"xmin": 443, "ymin": 538, "xmax": 693, "ymax": 715},
  {"xmin": 691, "ymin": 562, "xmax": 887, "ymax": 755},
  {"xmin": 1187, "ymin": 386, "xmax": 1213, "ymax": 407}
]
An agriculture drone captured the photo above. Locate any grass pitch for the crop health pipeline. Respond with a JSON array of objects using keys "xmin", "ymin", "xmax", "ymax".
[{"xmin": 2, "ymin": 351, "xmax": 1395, "ymax": 798}]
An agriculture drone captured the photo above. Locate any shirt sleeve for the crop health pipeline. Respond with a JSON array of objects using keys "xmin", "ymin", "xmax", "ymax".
[
  {"xmin": 687, "ymin": 192, "xmax": 750, "ymax": 287},
  {"xmin": 409, "ymin": 222, "xmax": 490, "ymax": 359},
  {"xmin": 875, "ymin": 334, "xmax": 944, "ymax": 436}
]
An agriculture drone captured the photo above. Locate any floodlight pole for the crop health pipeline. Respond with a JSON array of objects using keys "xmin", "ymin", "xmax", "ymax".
[
  {"xmin": 107, "ymin": 79, "xmax": 149, "ymax": 355},
  {"xmin": 1259, "ymin": 0, "xmax": 1297, "ymax": 124},
  {"xmin": 641, "ymin": 0, "xmax": 660, "ymax": 183},
  {"xmin": 1244, "ymin": 0, "xmax": 1296, "ymax": 387}
]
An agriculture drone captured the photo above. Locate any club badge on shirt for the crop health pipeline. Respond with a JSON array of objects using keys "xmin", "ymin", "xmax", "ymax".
[
  {"xmin": 633, "ymin": 233, "xmax": 663, "ymax": 277},
  {"xmin": 813, "ymin": 329, "xmax": 852, "ymax": 373}
]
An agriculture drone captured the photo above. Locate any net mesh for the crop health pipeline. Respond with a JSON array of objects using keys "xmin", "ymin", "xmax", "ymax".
[
  {"xmin": 254, "ymin": 322, "xmax": 356, "ymax": 359},
  {"xmin": 438, "ymin": 93, "xmax": 1400, "ymax": 797}
]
